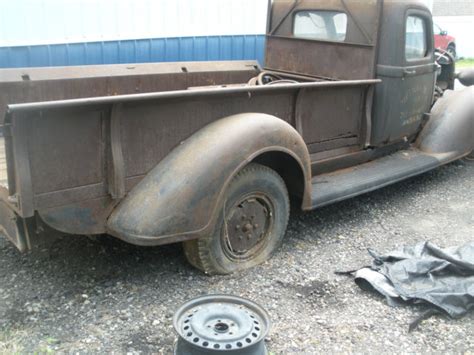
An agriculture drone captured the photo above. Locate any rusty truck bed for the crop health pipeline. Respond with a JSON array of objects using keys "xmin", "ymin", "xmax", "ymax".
[
  {"xmin": 0, "ymin": 57, "xmax": 379, "ymax": 251},
  {"xmin": 0, "ymin": 60, "xmax": 261, "ymax": 127}
]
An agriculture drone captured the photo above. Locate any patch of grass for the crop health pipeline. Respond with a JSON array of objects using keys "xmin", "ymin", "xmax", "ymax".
[
  {"xmin": 35, "ymin": 343, "xmax": 55, "ymax": 354},
  {"xmin": 456, "ymin": 58, "xmax": 474, "ymax": 69},
  {"xmin": 0, "ymin": 328, "xmax": 26, "ymax": 354},
  {"xmin": 0, "ymin": 330, "xmax": 58, "ymax": 354}
]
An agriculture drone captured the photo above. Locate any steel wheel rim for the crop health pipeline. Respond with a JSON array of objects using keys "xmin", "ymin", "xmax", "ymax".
[
  {"xmin": 173, "ymin": 294, "xmax": 271, "ymax": 354},
  {"xmin": 221, "ymin": 192, "xmax": 275, "ymax": 262}
]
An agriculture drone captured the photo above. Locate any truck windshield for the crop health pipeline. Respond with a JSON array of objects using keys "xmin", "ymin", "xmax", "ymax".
[{"xmin": 294, "ymin": 11, "xmax": 347, "ymax": 42}]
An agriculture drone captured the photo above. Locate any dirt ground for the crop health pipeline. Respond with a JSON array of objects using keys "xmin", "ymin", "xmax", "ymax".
[{"xmin": 0, "ymin": 159, "xmax": 473, "ymax": 353}]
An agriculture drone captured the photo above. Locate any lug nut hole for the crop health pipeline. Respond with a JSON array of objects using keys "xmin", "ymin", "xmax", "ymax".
[{"xmin": 214, "ymin": 322, "xmax": 230, "ymax": 333}]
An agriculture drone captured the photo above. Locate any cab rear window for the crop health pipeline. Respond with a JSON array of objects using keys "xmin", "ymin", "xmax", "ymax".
[
  {"xmin": 294, "ymin": 11, "xmax": 347, "ymax": 42},
  {"xmin": 406, "ymin": 16, "xmax": 427, "ymax": 60}
]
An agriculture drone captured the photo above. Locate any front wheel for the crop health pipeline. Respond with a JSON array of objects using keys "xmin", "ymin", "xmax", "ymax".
[{"xmin": 183, "ymin": 163, "xmax": 290, "ymax": 275}]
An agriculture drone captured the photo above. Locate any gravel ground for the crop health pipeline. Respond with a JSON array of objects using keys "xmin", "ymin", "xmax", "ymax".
[{"xmin": 0, "ymin": 159, "xmax": 473, "ymax": 354}]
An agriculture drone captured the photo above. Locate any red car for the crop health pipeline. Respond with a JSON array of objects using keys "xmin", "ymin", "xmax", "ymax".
[{"xmin": 433, "ymin": 23, "xmax": 456, "ymax": 58}]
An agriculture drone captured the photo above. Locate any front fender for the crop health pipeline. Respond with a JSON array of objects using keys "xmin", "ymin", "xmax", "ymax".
[
  {"xmin": 417, "ymin": 87, "xmax": 473, "ymax": 156},
  {"xmin": 107, "ymin": 113, "xmax": 311, "ymax": 246}
]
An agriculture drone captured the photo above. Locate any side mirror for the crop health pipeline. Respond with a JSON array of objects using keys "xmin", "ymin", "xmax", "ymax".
[{"xmin": 441, "ymin": 30, "xmax": 448, "ymax": 36}]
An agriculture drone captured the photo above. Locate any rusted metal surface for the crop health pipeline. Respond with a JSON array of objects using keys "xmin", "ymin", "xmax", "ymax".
[
  {"xmin": 221, "ymin": 193, "xmax": 271, "ymax": 260},
  {"xmin": 39, "ymin": 197, "xmax": 120, "ymax": 236},
  {"xmin": 6, "ymin": 79, "xmax": 379, "ymax": 112},
  {"xmin": 108, "ymin": 104, "xmax": 126, "ymax": 200},
  {"xmin": 2, "ymin": 78, "xmax": 378, "ymax": 235},
  {"xmin": 0, "ymin": 137, "xmax": 7, "ymax": 188},
  {"xmin": 294, "ymin": 85, "xmax": 367, "ymax": 152},
  {"xmin": 266, "ymin": 37, "xmax": 376, "ymax": 80},
  {"xmin": 417, "ymin": 87, "xmax": 474, "ymax": 155},
  {"xmin": 106, "ymin": 113, "xmax": 312, "ymax": 246},
  {"xmin": 0, "ymin": 61, "xmax": 259, "ymax": 126},
  {"xmin": 9, "ymin": 112, "xmax": 35, "ymax": 217},
  {"xmin": 372, "ymin": 1, "xmax": 436, "ymax": 145},
  {"xmin": 269, "ymin": 0, "xmax": 381, "ymax": 45},
  {"xmin": 266, "ymin": 0, "xmax": 382, "ymax": 79},
  {"xmin": 1, "ymin": 77, "xmax": 377, "ymax": 241},
  {"xmin": 0, "ymin": 199, "xmax": 27, "ymax": 251}
]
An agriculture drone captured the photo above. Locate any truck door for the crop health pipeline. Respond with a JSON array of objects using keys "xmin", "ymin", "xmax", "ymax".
[{"xmin": 372, "ymin": 7, "xmax": 436, "ymax": 146}]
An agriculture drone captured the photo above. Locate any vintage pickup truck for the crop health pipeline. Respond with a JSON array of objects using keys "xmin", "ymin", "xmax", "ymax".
[{"xmin": 0, "ymin": 0, "xmax": 472, "ymax": 274}]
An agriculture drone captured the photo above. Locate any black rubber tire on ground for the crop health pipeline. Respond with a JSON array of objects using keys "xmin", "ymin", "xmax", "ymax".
[
  {"xmin": 447, "ymin": 44, "xmax": 456, "ymax": 60},
  {"xmin": 183, "ymin": 163, "xmax": 290, "ymax": 275}
]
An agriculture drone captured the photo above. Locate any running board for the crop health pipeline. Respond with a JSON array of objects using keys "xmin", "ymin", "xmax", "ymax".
[{"xmin": 311, "ymin": 148, "xmax": 455, "ymax": 208}]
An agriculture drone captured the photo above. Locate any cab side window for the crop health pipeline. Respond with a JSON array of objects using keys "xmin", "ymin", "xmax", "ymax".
[
  {"xmin": 406, "ymin": 16, "xmax": 427, "ymax": 60},
  {"xmin": 294, "ymin": 11, "xmax": 348, "ymax": 42}
]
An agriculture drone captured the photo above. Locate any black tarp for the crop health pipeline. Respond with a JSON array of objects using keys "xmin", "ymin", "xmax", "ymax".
[{"xmin": 351, "ymin": 241, "xmax": 474, "ymax": 322}]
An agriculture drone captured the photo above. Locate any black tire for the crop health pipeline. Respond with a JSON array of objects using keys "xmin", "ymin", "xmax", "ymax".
[
  {"xmin": 183, "ymin": 163, "xmax": 290, "ymax": 275},
  {"xmin": 447, "ymin": 44, "xmax": 456, "ymax": 60}
]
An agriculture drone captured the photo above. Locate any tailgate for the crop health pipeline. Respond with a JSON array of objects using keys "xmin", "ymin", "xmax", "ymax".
[
  {"xmin": 0, "ymin": 199, "xmax": 28, "ymax": 251},
  {"xmin": 0, "ymin": 135, "xmax": 28, "ymax": 251}
]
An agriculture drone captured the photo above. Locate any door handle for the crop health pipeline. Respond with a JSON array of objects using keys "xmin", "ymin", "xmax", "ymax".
[{"xmin": 404, "ymin": 69, "xmax": 416, "ymax": 75}]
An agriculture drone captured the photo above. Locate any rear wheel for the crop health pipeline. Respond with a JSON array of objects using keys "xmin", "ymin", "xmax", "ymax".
[{"xmin": 183, "ymin": 163, "xmax": 290, "ymax": 275}]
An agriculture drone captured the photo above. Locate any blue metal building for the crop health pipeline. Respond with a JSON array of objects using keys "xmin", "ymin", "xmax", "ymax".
[{"xmin": 0, "ymin": 0, "xmax": 268, "ymax": 68}]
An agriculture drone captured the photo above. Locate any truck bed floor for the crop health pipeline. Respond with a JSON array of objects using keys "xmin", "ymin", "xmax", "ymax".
[{"xmin": 311, "ymin": 148, "xmax": 446, "ymax": 208}]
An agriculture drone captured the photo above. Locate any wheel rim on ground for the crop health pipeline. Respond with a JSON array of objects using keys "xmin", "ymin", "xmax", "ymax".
[{"xmin": 173, "ymin": 294, "xmax": 271, "ymax": 354}]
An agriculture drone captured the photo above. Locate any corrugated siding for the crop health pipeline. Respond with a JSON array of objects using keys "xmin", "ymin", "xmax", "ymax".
[
  {"xmin": 0, "ymin": 35, "xmax": 266, "ymax": 68},
  {"xmin": 0, "ymin": 0, "xmax": 268, "ymax": 68}
]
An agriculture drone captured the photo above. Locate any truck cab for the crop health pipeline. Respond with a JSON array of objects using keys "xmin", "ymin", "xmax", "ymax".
[{"xmin": 267, "ymin": 0, "xmax": 437, "ymax": 151}]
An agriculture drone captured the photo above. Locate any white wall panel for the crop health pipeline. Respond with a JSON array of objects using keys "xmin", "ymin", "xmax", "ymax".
[{"xmin": 0, "ymin": 0, "xmax": 269, "ymax": 47}]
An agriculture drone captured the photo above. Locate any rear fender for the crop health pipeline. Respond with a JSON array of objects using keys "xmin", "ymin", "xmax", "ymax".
[
  {"xmin": 107, "ymin": 113, "xmax": 311, "ymax": 246},
  {"xmin": 417, "ymin": 87, "xmax": 473, "ymax": 156}
]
